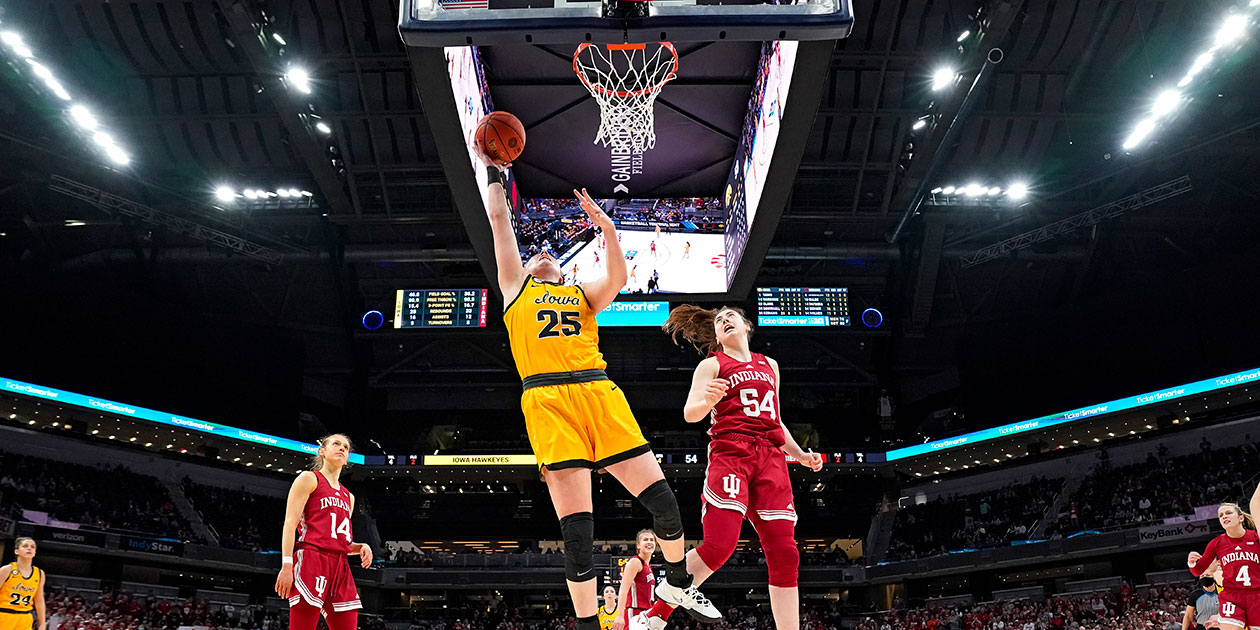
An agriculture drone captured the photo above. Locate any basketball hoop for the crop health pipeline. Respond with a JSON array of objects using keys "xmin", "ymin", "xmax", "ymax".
[{"xmin": 573, "ymin": 42, "xmax": 679, "ymax": 154}]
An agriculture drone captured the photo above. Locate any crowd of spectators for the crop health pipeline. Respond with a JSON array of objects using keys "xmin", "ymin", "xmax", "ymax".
[
  {"xmin": 182, "ymin": 479, "xmax": 285, "ymax": 552},
  {"xmin": 0, "ymin": 452, "xmax": 198, "ymax": 541},
  {"xmin": 855, "ymin": 583, "xmax": 1189, "ymax": 630},
  {"xmin": 45, "ymin": 588, "xmax": 282, "ymax": 630},
  {"xmin": 1044, "ymin": 440, "xmax": 1257, "ymax": 536},
  {"xmin": 885, "ymin": 477, "xmax": 1062, "ymax": 561}
]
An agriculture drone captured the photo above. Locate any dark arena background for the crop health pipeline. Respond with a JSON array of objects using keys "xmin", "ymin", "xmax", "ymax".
[{"xmin": 2, "ymin": 0, "xmax": 1260, "ymax": 629}]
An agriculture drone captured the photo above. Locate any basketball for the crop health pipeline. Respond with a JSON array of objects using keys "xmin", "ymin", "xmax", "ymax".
[{"xmin": 476, "ymin": 111, "xmax": 526, "ymax": 165}]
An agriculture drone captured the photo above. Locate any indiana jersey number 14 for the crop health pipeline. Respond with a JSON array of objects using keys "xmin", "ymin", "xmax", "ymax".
[
  {"xmin": 330, "ymin": 512, "xmax": 352, "ymax": 542},
  {"xmin": 739, "ymin": 389, "xmax": 776, "ymax": 420}
]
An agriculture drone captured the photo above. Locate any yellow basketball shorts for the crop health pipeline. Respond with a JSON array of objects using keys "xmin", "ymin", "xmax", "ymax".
[
  {"xmin": 0, "ymin": 611, "xmax": 36, "ymax": 630},
  {"xmin": 521, "ymin": 379, "xmax": 651, "ymax": 470}
]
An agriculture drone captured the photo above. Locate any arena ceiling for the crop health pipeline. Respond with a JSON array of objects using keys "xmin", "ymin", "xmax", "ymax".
[{"xmin": 1, "ymin": 0, "xmax": 1259, "ymax": 453}]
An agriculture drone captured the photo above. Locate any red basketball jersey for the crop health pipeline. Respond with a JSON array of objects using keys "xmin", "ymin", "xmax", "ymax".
[
  {"xmin": 627, "ymin": 557, "xmax": 655, "ymax": 609},
  {"xmin": 297, "ymin": 471, "xmax": 354, "ymax": 554},
  {"xmin": 709, "ymin": 351, "xmax": 784, "ymax": 446},
  {"xmin": 1194, "ymin": 529, "xmax": 1260, "ymax": 590}
]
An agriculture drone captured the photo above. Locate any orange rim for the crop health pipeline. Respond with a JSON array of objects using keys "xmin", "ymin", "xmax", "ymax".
[{"xmin": 573, "ymin": 42, "xmax": 678, "ymax": 99}]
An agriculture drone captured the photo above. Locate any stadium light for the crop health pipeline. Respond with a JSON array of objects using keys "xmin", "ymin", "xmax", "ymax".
[
  {"xmin": 105, "ymin": 146, "xmax": 129, "ymax": 165},
  {"xmin": 46, "ymin": 79, "xmax": 70, "ymax": 100},
  {"xmin": 92, "ymin": 131, "xmax": 115, "ymax": 148},
  {"xmin": 0, "ymin": 31, "xmax": 22, "ymax": 47},
  {"xmin": 287, "ymin": 67, "xmax": 312, "ymax": 94},
  {"xmin": 214, "ymin": 186, "xmax": 236, "ymax": 202},
  {"xmin": 1216, "ymin": 14, "xmax": 1248, "ymax": 46},
  {"xmin": 965, "ymin": 183, "xmax": 984, "ymax": 197},
  {"xmin": 243, "ymin": 189, "xmax": 259, "ymax": 199},
  {"xmin": 272, "ymin": 33, "xmax": 287, "ymax": 46},
  {"xmin": 1008, "ymin": 182, "xmax": 1029, "ymax": 200},
  {"xmin": 957, "ymin": 30, "xmax": 971, "ymax": 42},
  {"xmin": 70, "ymin": 105, "xmax": 98, "ymax": 130},
  {"xmin": 932, "ymin": 67, "xmax": 955, "ymax": 91},
  {"xmin": 1151, "ymin": 90, "xmax": 1182, "ymax": 117},
  {"xmin": 1122, "ymin": 118, "xmax": 1157, "ymax": 150},
  {"xmin": 930, "ymin": 187, "xmax": 944, "ymax": 194},
  {"xmin": 315, "ymin": 121, "xmax": 332, "ymax": 134},
  {"xmin": 27, "ymin": 60, "xmax": 52, "ymax": 80},
  {"xmin": 277, "ymin": 188, "xmax": 292, "ymax": 198},
  {"xmin": 941, "ymin": 186, "xmax": 956, "ymax": 195},
  {"xmin": 987, "ymin": 186, "xmax": 1002, "ymax": 196},
  {"xmin": 912, "ymin": 118, "xmax": 928, "ymax": 131}
]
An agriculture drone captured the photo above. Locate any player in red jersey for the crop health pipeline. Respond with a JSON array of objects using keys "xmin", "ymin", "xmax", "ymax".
[
  {"xmin": 648, "ymin": 305, "xmax": 823, "ymax": 630},
  {"xmin": 1189, "ymin": 492, "xmax": 1260, "ymax": 629},
  {"xmin": 275, "ymin": 434, "xmax": 373, "ymax": 630},
  {"xmin": 614, "ymin": 530, "xmax": 657, "ymax": 630}
]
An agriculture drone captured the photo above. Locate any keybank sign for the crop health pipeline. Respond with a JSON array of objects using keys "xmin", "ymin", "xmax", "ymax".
[
  {"xmin": 886, "ymin": 365, "xmax": 1260, "ymax": 461},
  {"xmin": 2, "ymin": 377, "xmax": 363, "ymax": 464}
]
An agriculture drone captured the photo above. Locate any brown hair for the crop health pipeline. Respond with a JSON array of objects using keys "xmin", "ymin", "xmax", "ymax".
[
  {"xmin": 1221, "ymin": 503, "xmax": 1256, "ymax": 530},
  {"xmin": 310, "ymin": 434, "xmax": 353, "ymax": 471},
  {"xmin": 634, "ymin": 528, "xmax": 655, "ymax": 553},
  {"xmin": 13, "ymin": 537, "xmax": 35, "ymax": 551},
  {"xmin": 661, "ymin": 305, "xmax": 752, "ymax": 354}
]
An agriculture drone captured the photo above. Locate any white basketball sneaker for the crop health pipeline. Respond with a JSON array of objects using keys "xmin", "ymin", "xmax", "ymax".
[
  {"xmin": 628, "ymin": 611, "xmax": 649, "ymax": 630},
  {"xmin": 654, "ymin": 580, "xmax": 721, "ymax": 623}
]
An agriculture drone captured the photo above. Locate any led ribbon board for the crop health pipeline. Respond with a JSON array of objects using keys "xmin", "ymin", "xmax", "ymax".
[
  {"xmin": 886, "ymin": 365, "xmax": 1260, "ymax": 461},
  {"xmin": 2, "ymin": 377, "xmax": 364, "ymax": 464},
  {"xmin": 596, "ymin": 301, "xmax": 669, "ymax": 327}
]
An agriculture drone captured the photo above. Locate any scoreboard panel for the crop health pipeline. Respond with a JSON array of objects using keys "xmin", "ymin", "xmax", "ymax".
[
  {"xmin": 755, "ymin": 287, "xmax": 850, "ymax": 326},
  {"xmin": 394, "ymin": 289, "xmax": 489, "ymax": 328}
]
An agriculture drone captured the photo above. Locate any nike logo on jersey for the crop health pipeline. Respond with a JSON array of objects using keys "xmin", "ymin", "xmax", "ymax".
[{"xmin": 611, "ymin": 385, "xmax": 618, "ymax": 391}]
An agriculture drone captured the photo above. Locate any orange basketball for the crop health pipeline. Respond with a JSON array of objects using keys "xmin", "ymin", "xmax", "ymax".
[{"xmin": 476, "ymin": 111, "xmax": 526, "ymax": 165}]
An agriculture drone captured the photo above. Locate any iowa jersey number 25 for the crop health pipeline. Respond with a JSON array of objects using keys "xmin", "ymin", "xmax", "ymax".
[{"xmin": 537, "ymin": 309, "xmax": 582, "ymax": 338}]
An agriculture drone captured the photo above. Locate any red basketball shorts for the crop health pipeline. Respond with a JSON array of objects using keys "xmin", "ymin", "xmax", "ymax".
[
  {"xmin": 1220, "ymin": 588, "xmax": 1260, "ymax": 628},
  {"xmin": 290, "ymin": 547, "xmax": 362, "ymax": 613},
  {"xmin": 701, "ymin": 437, "xmax": 796, "ymax": 524}
]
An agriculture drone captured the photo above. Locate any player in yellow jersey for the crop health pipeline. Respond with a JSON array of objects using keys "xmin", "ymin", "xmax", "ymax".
[
  {"xmin": 598, "ymin": 585, "xmax": 619, "ymax": 630},
  {"xmin": 476, "ymin": 146, "xmax": 719, "ymax": 630},
  {"xmin": 1, "ymin": 538, "xmax": 45, "ymax": 630}
]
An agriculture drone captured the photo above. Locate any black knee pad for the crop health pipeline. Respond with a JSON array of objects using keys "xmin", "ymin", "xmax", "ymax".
[
  {"xmin": 637, "ymin": 479, "xmax": 684, "ymax": 541},
  {"xmin": 560, "ymin": 512, "xmax": 596, "ymax": 582}
]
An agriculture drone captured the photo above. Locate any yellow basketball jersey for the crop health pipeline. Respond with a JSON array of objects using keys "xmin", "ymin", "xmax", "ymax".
[
  {"xmin": 598, "ymin": 605, "xmax": 618, "ymax": 630},
  {"xmin": 504, "ymin": 276, "xmax": 605, "ymax": 379},
  {"xmin": 0, "ymin": 564, "xmax": 40, "ymax": 612}
]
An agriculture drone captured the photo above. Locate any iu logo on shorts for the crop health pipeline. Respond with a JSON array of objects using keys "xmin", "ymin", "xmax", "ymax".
[
  {"xmin": 1223, "ymin": 602, "xmax": 1237, "ymax": 617},
  {"xmin": 314, "ymin": 575, "xmax": 328, "ymax": 596},
  {"xmin": 723, "ymin": 474, "xmax": 741, "ymax": 499}
]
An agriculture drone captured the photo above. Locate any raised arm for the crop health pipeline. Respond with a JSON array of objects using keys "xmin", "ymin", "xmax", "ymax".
[
  {"xmin": 475, "ymin": 144, "xmax": 526, "ymax": 304},
  {"xmin": 275, "ymin": 471, "xmax": 318, "ymax": 598},
  {"xmin": 576, "ymin": 189, "xmax": 626, "ymax": 313},
  {"xmin": 770, "ymin": 358, "xmax": 823, "ymax": 472},
  {"xmin": 683, "ymin": 357, "xmax": 727, "ymax": 424}
]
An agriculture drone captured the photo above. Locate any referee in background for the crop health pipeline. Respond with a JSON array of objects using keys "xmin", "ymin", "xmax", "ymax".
[{"xmin": 1183, "ymin": 575, "xmax": 1220, "ymax": 630}]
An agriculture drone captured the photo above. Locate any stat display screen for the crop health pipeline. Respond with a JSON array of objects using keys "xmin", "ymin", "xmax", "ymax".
[
  {"xmin": 394, "ymin": 289, "xmax": 489, "ymax": 328},
  {"xmin": 756, "ymin": 287, "xmax": 850, "ymax": 326}
]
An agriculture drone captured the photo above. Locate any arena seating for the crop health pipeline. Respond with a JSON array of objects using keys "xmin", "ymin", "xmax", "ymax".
[
  {"xmin": 1045, "ymin": 442, "xmax": 1254, "ymax": 536},
  {"xmin": 855, "ymin": 582, "xmax": 1187, "ymax": 630},
  {"xmin": 885, "ymin": 477, "xmax": 1062, "ymax": 561},
  {"xmin": 182, "ymin": 479, "xmax": 286, "ymax": 552},
  {"xmin": 0, "ymin": 452, "xmax": 199, "ymax": 542}
]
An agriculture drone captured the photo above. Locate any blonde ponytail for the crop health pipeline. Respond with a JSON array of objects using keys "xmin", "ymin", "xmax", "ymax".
[{"xmin": 310, "ymin": 433, "xmax": 354, "ymax": 471}]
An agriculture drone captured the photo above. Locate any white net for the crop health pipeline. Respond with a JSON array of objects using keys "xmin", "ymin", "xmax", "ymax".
[{"xmin": 573, "ymin": 43, "xmax": 679, "ymax": 154}]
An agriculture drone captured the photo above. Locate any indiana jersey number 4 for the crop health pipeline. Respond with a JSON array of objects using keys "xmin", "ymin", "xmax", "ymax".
[
  {"xmin": 329, "ymin": 512, "xmax": 352, "ymax": 542},
  {"xmin": 1240, "ymin": 565, "xmax": 1252, "ymax": 587},
  {"xmin": 739, "ymin": 389, "xmax": 776, "ymax": 420}
]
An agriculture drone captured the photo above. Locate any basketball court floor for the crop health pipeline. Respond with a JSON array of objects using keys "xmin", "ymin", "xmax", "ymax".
[{"xmin": 562, "ymin": 230, "xmax": 726, "ymax": 294}]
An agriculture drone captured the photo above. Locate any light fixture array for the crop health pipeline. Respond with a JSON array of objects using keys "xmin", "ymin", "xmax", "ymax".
[
  {"xmin": 211, "ymin": 2, "xmax": 342, "ymax": 209},
  {"xmin": 1122, "ymin": 6, "xmax": 1258, "ymax": 151},
  {"xmin": 0, "ymin": 28, "xmax": 130, "ymax": 165},
  {"xmin": 926, "ymin": 181, "xmax": 1029, "ymax": 205}
]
